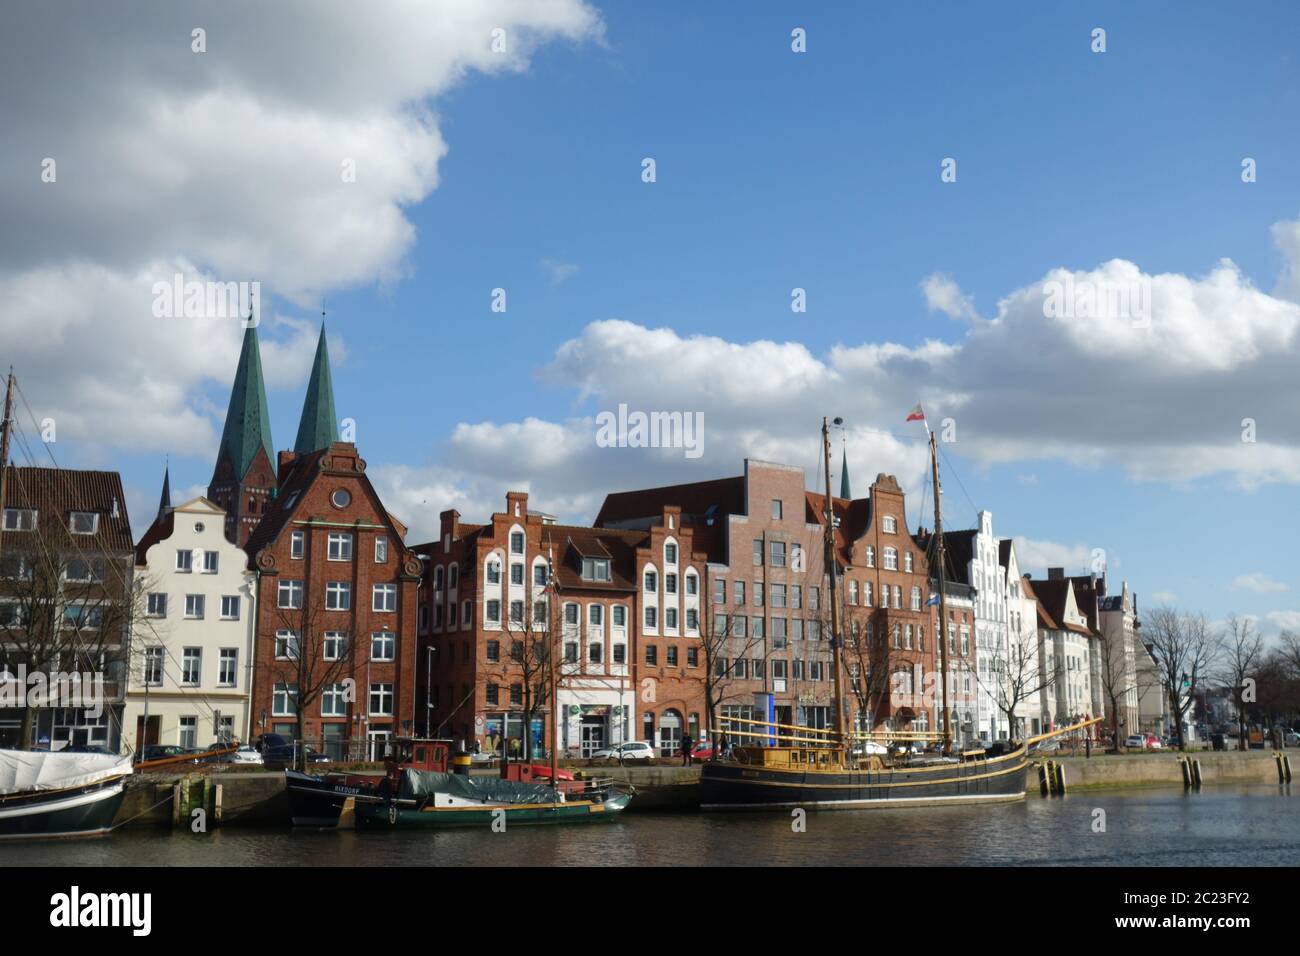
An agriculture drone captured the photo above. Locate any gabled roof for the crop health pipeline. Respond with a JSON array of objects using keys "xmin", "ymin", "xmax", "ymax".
[
  {"xmin": 242, "ymin": 448, "xmax": 330, "ymax": 561},
  {"xmin": 0, "ymin": 466, "xmax": 134, "ymax": 556},
  {"xmin": 1019, "ymin": 577, "xmax": 1057, "ymax": 629},
  {"xmin": 214, "ymin": 325, "xmax": 275, "ymax": 484},
  {"xmin": 293, "ymin": 326, "xmax": 339, "ymax": 456}
]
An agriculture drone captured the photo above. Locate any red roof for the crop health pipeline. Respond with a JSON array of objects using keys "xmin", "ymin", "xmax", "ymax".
[{"xmin": 1, "ymin": 465, "xmax": 134, "ymax": 556}]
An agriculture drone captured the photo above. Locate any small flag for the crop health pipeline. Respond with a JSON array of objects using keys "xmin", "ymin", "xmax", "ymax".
[
  {"xmin": 906, "ymin": 404, "xmax": 926, "ymax": 422},
  {"xmin": 927, "ymin": 593, "xmax": 940, "ymax": 606}
]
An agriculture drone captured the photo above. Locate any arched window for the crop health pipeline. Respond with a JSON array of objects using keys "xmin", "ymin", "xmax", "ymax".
[
  {"xmin": 865, "ymin": 546, "xmax": 875, "ymax": 568},
  {"xmin": 434, "ymin": 566, "xmax": 445, "ymax": 590}
]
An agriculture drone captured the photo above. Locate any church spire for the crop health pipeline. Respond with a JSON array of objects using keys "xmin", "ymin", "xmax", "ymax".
[
  {"xmin": 839, "ymin": 447, "xmax": 852, "ymax": 500},
  {"xmin": 157, "ymin": 462, "xmax": 171, "ymax": 521},
  {"xmin": 215, "ymin": 324, "xmax": 275, "ymax": 484},
  {"xmin": 293, "ymin": 324, "xmax": 339, "ymax": 455}
]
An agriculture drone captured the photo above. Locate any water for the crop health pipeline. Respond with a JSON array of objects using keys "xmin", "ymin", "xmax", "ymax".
[{"xmin": 4, "ymin": 785, "xmax": 1298, "ymax": 866}]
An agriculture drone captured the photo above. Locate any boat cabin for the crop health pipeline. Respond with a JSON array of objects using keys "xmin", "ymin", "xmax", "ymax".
[{"xmin": 383, "ymin": 738, "xmax": 450, "ymax": 775}]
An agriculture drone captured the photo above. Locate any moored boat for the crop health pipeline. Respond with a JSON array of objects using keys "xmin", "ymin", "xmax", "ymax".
[{"xmin": 0, "ymin": 749, "xmax": 133, "ymax": 841}]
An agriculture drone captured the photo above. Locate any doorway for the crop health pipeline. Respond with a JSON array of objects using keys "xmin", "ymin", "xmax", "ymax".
[
  {"xmin": 135, "ymin": 714, "xmax": 160, "ymax": 752},
  {"xmin": 580, "ymin": 717, "xmax": 605, "ymax": 757}
]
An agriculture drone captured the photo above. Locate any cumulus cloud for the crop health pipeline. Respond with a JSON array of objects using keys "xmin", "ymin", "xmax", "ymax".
[
  {"xmin": 0, "ymin": 0, "xmax": 602, "ymax": 460},
  {"xmin": 1010, "ymin": 537, "xmax": 1097, "ymax": 578},
  {"xmin": 1231, "ymin": 573, "xmax": 1290, "ymax": 594},
  {"xmin": 921, "ymin": 272, "xmax": 978, "ymax": 321}
]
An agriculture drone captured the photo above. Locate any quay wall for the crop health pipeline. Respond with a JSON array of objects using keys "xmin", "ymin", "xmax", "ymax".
[{"xmin": 113, "ymin": 752, "xmax": 1291, "ymax": 827}]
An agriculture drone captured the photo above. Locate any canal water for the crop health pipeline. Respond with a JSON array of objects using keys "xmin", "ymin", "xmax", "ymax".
[{"xmin": 5, "ymin": 785, "xmax": 1297, "ymax": 866}]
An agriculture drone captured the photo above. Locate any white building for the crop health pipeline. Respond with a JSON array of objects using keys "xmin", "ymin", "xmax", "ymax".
[
  {"xmin": 999, "ymin": 540, "xmax": 1044, "ymax": 738},
  {"xmin": 1098, "ymin": 580, "xmax": 1140, "ymax": 736},
  {"xmin": 1024, "ymin": 575, "xmax": 1097, "ymax": 732},
  {"xmin": 123, "ymin": 494, "xmax": 257, "ymax": 753}
]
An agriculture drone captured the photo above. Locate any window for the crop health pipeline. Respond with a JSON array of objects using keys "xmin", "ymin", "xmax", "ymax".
[
  {"xmin": 848, "ymin": 581, "xmax": 859, "ymax": 605},
  {"xmin": 179, "ymin": 716, "xmax": 197, "ymax": 750},
  {"xmin": 485, "ymin": 599, "xmax": 501, "ymax": 624},
  {"xmin": 904, "ymin": 551, "xmax": 914, "ymax": 573},
  {"xmin": 809, "ymin": 586, "xmax": 819, "ymax": 610},
  {"xmin": 769, "ymin": 541, "xmax": 786, "ymax": 567},
  {"xmin": 147, "ymin": 593, "xmax": 167, "ymax": 617},
  {"xmin": 327, "ymin": 532, "xmax": 353, "ymax": 561},
  {"xmin": 665, "ymin": 542, "xmax": 678, "ymax": 565},
  {"xmin": 330, "ymin": 488, "xmax": 351, "ymax": 509},
  {"xmin": 645, "ymin": 645, "xmax": 658, "ymax": 665},
  {"xmin": 202, "ymin": 550, "xmax": 219, "ymax": 573},
  {"xmin": 273, "ymin": 683, "xmax": 298, "ymax": 717},
  {"xmin": 893, "ymin": 585, "xmax": 902, "ymax": 609},
  {"xmin": 510, "ymin": 531, "xmax": 525, "ymax": 554},
  {"xmin": 0, "ymin": 554, "xmax": 30, "ymax": 580},
  {"xmin": 176, "ymin": 549, "xmax": 193, "ymax": 572},
  {"xmin": 218, "ymin": 650, "xmax": 239, "ymax": 686},
  {"xmin": 486, "ymin": 560, "xmax": 500, "ymax": 584},
  {"xmin": 564, "ymin": 642, "xmax": 578, "ymax": 663},
  {"xmin": 65, "ymin": 558, "xmax": 105, "ymax": 583},
  {"xmin": 687, "ymin": 647, "xmax": 698, "ymax": 667},
  {"xmin": 684, "ymin": 573, "xmax": 698, "ymax": 595},
  {"xmin": 510, "ymin": 563, "xmax": 524, "ymax": 586},
  {"xmin": 752, "ymin": 539, "xmax": 763, "ymax": 566},
  {"xmin": 509, "ymin": 684, "xmax": 523, "ymax": 706},
  {"xmin": 182, "ymin": 648, "xmax": 201, "ymax": 685},
  {"xmin": 589, "ymin": 642, "xmax": 603, "ymax": 664},
  {"xmin": 322, "ymin": 683, "xmax": 348, "ymax": 716},
  {"xmin": 884, "ymin": 547, "xmax": 898, "ymax": 570},
  {"xmin": 771, "ymin": 584, "xmax": 786, "ymax": 607},
  {"xmin": 485, "ymin": 683, "xmax": 499, "ymax": 706},
  {"xmin": 326, "ymin": 582, "xmax": 351, "ymax": 610},
  {"xmin": 581, "ymin": 557, "xmax": 611, "ymax": 581},
  {"xmin": 278, "ymin": 579, "xmax": 303, "ymax": 609},
  {"xmin": 791, "ymin": 584, "xmax": 802, "ymax": 608},
  {"xmin": 865, "ymin": 546, "xmax": 875, "ymax": 568},
  {"xmin": 563, "ymin": 603, "xmax": 579, "ymax": 626},
  {"xmin": 69, "ymin": 511, "xmax": 98, "ymax": 534},
  {"xmin": 369, "ymin": 684, "xmax": 394, "ymax": 716},
  {"xmin": 533, "ymin": 601, "xmax": 548, "ymax": 625},
  {"xmin": 771, "ymin": 616, "xmax": 787, "ymax": 646},
  {"xmin": 533, "ymin": 564, "xmax": 548, "ymax": 587},
  {"xmin": 733, "ymin": 614, "xmax": 747, "ymax": 638},
  {"xmin": 790, "ymin": 543, "xmax": 803, "ymax": 571},
  {"xmin": 791, "ymin": 617, "xmax": 803, "ymax": 641},
  {"xmin": 509, "ymin": 600, "xmax": 524, "ymax": 624},
  {"xmin": 375, "ymin": 536, "xmax": 388, "ymax": 563},
  {"xmin": 883, "ymin": 515, "xmax": 897, "ymax": 534},
  {"xmin": 276, "ymin": 630, "xmax": 302, "ymax": 660},
  {"xmin": 714, "ymin": 578, "xmax": 726, "ymax": 603},
  {"xmin": 686, "ymin": 608, "xmax": 698, "ymax": 630},
  {"xmin": 373, "ymin": 584, "xmax": 397, "ymax": 612},
  {"xmin": 589, "ymin": 604, "xmax": 604, "ymax": 627},
  {"xmin": 755, "ymin": 582, "xmax": 764, "ymax": 606},
  {"xmin": 666, "ymin": 645, "xmax": 678, "ymax": 666},
  {"xmin": 290, "ymin": 531, "xmax": 305, "ymax": 559},
  {"xmin": 772, "ymin": 659, "xmax": 787, "ymax": 692},
  {"xmin": 3, "ymin": 508, "xmax": 37, "ymax": 531},
  {"xmin": 752, "ymin": 617, "xmax": 764, "ymax": 639},
  {"xmin": 485, "ymin": 640, "xmax": 500, "ymax": 662},
  {"xmin": 792, "ymin": 659, "xmax": 804, "ymax": 680},
  {"xmin": 370, "ymin": 631, "xmax": 396, "ymax": 661},
  {"xmin": 645, "ymin": 606, "xmax": 658, "ymax": 629},
  {"xmin": 865, "ymin": 581, "xmax": 874, "ymax": 606},
  {"xmin": 449, "ymin": 564, "xmax": 459, "ymax": 588},
  {"xmin": 220, "ymin": 595, "xmax": 240, "ymax": 619},
  {"xmin": 771, "ymin": 499, "xmax": 783, "ymax": 520},
  {"xmin": 910, "ymin": 586, "xmax": 922, "ymax": 611},
  {"xmin": 644, "ymin": 570, "xmax": 657, "ymax": 592},
  {"xmin": 665, "ymin": 607, "xmax": 678, "ymax": 630},
  {"xmin": 462, "ymin": 600, "xmax": 471, "ymax": 626},
  {"xmin": 733, "ymin": 580, "xmax": 745, "ymax": 605},
  {"xmin": 613, "ymin": 643, "xmax": 627, "ymax": 664},
  {"xmin": 612, "ymin": 605, "xmax": 626, "ymax": 628},
  {"xmin": 63, "ymin": 604, "xmax": 102, "ymax": 628},
  {"xmin": 184, "ymin": 594, "xmax": 205, "ymax": 619},
  {"xmin": 144, "ymin": 647, "xmax": 164, "ymax": 686},
  {"xmin": 665, "ymin": 573, "xmax": 677, "ymax": 595}
]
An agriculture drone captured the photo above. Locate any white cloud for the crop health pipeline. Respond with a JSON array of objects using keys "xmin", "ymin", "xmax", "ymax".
[
  {"xmin": 1264, "ymin": 610, "xmax": 1300, "ymax": 635},
  {"xmin": 540, "ymin": 257, "xmax": 580, "ymax": 285},
  {"xmin": 921, "ymin": 272, "xmax": 978, "ymax": 321},
  {"xmin": 0, "ymin": 0, "xmax": 602, "ymax": 459},
  {"xmin": 1011, "ymin": 536, "xmax": 1095, "ymax": 577},
  {"xmin": 1149, "ymin": 591, "xmax": 1179, "ymax": 604},
  {"xmin": 1231, "ymin": 573, "xmax": 1290, "ymax": 594}
]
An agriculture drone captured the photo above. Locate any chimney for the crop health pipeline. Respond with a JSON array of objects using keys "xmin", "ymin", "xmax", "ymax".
[
  {"xmin": 1048, "ymin": 567, "xmax": 1064, "ymax": 580},
  {"xmin": 440, "ymin": 509, "xmax": 460, "ymax": 545},
  {"xmin": 506, "ymin": 491, "xmax": 528, "ymax": 519}
]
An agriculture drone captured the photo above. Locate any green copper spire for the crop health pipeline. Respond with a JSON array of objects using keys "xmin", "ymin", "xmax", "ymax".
[
  {"xmin": 293, "ymin": 325, "xmax": 339, "ymax": 455},
  {"xmin": 839, "ymin": 448, "xmax": 851, "ymax": 500},
  {"xmin": 216, "ymin": 325, "xmax": 275, "ymax": 482}
]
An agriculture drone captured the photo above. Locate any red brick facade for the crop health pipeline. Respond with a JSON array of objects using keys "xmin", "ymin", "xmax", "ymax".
[{"xmin": 245, "ymin": 443, "xmax": 421, "ymax": 757}]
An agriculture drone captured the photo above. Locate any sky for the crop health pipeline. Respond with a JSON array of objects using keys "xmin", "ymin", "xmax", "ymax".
[{"xmin": 1, "ymin": 1, "xmax": 1298, "ymax": 638}]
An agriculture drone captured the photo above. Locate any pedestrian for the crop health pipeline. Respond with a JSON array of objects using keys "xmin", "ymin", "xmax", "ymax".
[{"xmin": 682, "ymin": 733, "xmax": 693, "ymax": 766}]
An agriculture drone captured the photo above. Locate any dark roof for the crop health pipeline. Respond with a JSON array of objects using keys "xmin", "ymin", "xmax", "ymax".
[
  {"xmin": 912, "ymin": 528, "xmax": 976, "ymax": 585},
  {"xmin": 134, "ymin": 510, "xmax": 175, "ymax": 565},
  {"xmin": 547, "ymin": 526, "xmax": 648, "ymax": 592},
  {"xmin": 998, "ymin": 538, "xmax": 1013, "ymax": 567},
  {"xmin": 1020, "ymin": 577, "xmax": 1057, "ymax": 629},
  {"xmin": 595, "ymin": 476, "xmax": 744, "ymax": 527},
  {"xmin": 0, "ymin": 465, "xmax": 134, "ymax": 555},
  {"xmin": 1065, "ymin": 575, "xmax": 1102, "ymax": 629}
]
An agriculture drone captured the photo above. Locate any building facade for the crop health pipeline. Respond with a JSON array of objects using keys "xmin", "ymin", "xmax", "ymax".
[{"xmin": 125, "ymin": 494, "xmax": 257, "ymax": 751}]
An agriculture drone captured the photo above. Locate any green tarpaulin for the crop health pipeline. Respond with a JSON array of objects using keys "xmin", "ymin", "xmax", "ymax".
[{"xmin": 397, "ymin": 769, "xmax": 562, "ymax": 805}]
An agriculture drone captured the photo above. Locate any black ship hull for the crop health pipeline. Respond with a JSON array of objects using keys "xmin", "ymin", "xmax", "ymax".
[
  {"xmin": 699, "ymin": 752, "xmax": 1028, "ymax": 811},
  {"xmin": 285, "ymin": 770, "xmax": 381, "ymax": 827},
  {"xmin": 0, "ymin": 778, "xmax": 128, "ymax": 840}
]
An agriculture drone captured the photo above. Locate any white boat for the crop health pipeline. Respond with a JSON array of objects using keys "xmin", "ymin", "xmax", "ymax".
[{"xmin": 0, "ymin": 749, "xmax": 133, "ymax": 840}]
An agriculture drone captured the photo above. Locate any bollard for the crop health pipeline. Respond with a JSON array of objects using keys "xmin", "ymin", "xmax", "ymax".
[
  {"xmin": 1180, "ymin": 757, "xmax": 1192, "ymax": 790},
  {"xmin": 1191, "ymin": 759, "xmax": 1202, "ymax": 789},
  {"xmin": 1285, "ymin": 755, "xmax": 1294, "ymax": 784},
  {"xmin": 172, "ymin": 783, "xmax": 183, "ymax": 824},
  {"xmin": 1038, "ymin": 762, "xmax": 1050, "ymax": 797},
  {"xmin": 213, "ymin": 782, "xmax": 223, "ymax": 823},
  {"xmin": 1054, "ymin": 762, "xmax": 1067, "ymax": 795}
]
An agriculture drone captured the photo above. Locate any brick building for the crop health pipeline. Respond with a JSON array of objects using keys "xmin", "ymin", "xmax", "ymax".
[
  {"xmin": 210, "ymin": 326, "xmax": 420, "ymax": 759},
  {"xmin": 416, "ymin": 493, "xmax": 710, "ymax": 758}
]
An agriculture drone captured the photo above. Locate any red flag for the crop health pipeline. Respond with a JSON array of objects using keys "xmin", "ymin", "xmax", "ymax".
[{"xmin": 906, "ymin": 404, "xmax": 925, "ymax": 422}]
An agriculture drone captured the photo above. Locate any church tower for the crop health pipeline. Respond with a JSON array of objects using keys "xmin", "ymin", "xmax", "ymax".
[
  {"xmin": 293, "ymin": 325, "xmax": 340, "ymax": 456},
  {"xmin": 208, "ymin": 324, "xmax": 278, "ymax": 546}
]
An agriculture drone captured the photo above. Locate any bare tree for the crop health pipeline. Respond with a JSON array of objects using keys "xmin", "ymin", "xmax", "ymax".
[
  {"xmin": 0, "ymin": 537, "xmax": 135, "ymax": 750},
  {"xmin": 1217, "ymin": 614, "xmax": 1265, "ymax": 751},
  {"xmin": 267, "ymin": 594, "xmax": 361, "ymax": 767},
  {"xmin": 973, "ymin": 626, "xmax": 1054, "ymax": 746},
  {"xmin": 1144, "ymin": 606, "xmax": 1221, "ymax": 751},
  {"xmin": 842, "ymin": 605, "xmax": 892, "ymax": 736},
  {"xmin": 697, "ymin": 568, "xmax": 773, "ymax": 758},
  {"xmin": 1091, "ymin": 622, "xmax": 1139, "ymax": 752},
  {"xmin": 493, "ymin": 565, "xmax": 565, "ymax": 763}
]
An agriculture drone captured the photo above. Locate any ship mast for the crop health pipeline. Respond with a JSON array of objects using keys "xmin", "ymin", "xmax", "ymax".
[
  {"xmin": 822, "ymin": 417, "xmax": 847, "ymax": 743},
  {"xmin": 930, "ymin": 429, "xmax": 952, "ymax": 755},
  {"xmin": 0, "ymin": 369, "xmax": 14, "ymax": 561}
]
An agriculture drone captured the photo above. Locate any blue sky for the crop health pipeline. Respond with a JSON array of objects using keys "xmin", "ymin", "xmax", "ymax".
[{"xmin": 3, "ymin": 1, "xmax": 1298, "ymax": 635}]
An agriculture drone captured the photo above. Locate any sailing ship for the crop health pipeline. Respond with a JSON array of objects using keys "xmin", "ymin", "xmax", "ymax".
[
  {"xmin": 699, "ymin": 413, "xmax": 1096, "ymax": 811},
  {"xmin": 0, "ymin": 749, "xmax": 133, "ymax": 840}
]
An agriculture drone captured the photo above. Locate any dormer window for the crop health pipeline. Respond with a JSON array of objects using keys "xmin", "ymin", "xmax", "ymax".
[
  {"xmin": 581, "ymin": 558, "xmax": 611, "ymax": 582},
  {"xmin": 882, "ymin": 515, "xmax": 897, "ymax": 534},
  {"xmin": 3, "ymin": 508, "xmax": 36, "ymax": 531},
  {"xmin": 69, "ymin": 511, "xmax": 98, "ymax": 535}
]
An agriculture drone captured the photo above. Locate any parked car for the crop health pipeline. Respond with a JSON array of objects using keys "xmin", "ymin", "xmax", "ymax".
[
  {"xmin": 256, "ymin": 733, "xmax": 291, "ymax": 754},
  {"xmin": 260, "ymin": 744, "xmax": 331, "ymax": 768},
  {"xmin": 230, "ymin": 745, "xmax": 264, "ymax": 766},
  {"xmin": 136, "ymin": 744, "xmax": 189, "ymax": 763},
  {"xmin": 591, "ymin": 741, "xmax": 654, "ymax": 764},
  {"xmin": 1123, "ymin": 734, "xmax": 1146, "ymax": 749},
  {"xmin": 62, "ymin": 744, "xmax": 113, "ymax": 755},
  {"xmin": 689, "ymin": 742, "xmax": 716, "ymax": 760},
  {"xmin": 1143, "ymin": 733, "xmax": 1163, "ymax": 750},
  {"xmin": 1284, "ymin": 731, "xmax": 1300, "ymax": 747}
]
